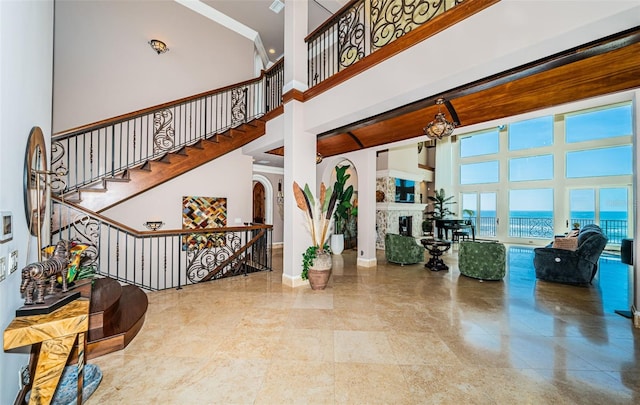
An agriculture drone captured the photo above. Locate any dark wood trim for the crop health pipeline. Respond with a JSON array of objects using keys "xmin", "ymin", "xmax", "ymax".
[
  {"xmin": 347, "ymin": 131, "xmax": 364, "ymax": 148},
  {"xmin": 282, "ymin": 88, "xmax": 305, "ymax": 104},
  {"xmin": 52, "ymin": 195, "xmax": 272, "ymax": 237},
  {"xmin": 317, "ymin": 26, "xmax": 640, "ymax": 140},
  {"xmin": 262, "ymin": 105, "xmax": 284, "ymax": 122},
  {"xmin": 303, "ymin": 0, "xmax": 500, "ymax": 101},
  {"xmin": 418, "ymin": 163, "xmax": 435, "ymax": 171}
]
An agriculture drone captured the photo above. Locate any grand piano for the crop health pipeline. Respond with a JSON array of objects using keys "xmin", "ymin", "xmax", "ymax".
[{"xmin": 435, "ymin": 219, "xmax": 475, "ymax": 241}]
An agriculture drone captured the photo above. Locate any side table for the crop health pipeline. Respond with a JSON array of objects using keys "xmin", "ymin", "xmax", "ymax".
[
  {"xmin": 421, "ymin": 239, "xmax": 451, "ymax": 271},
  {"xmin": 4, "ymin": 299, "xmax": 89, "ymax": 405}
]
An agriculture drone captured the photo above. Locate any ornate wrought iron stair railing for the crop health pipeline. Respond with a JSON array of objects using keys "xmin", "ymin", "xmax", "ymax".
[
  {"xmin": 51, "ymin": 60, "xmax": 284, "ymax": 197},
  {"xmin": 51, "ymin": 196, "xmax": 273, "ymax": 291}
]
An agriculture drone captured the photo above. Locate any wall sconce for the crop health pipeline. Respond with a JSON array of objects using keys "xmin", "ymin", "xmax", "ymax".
[
  {"xmin": 277, "ymin": 179, "xmax": 284, "ymax": 205},
  {"xmin": 148, "ymin": 39, "xmax": 169, "ymax": 55},
  {"xmin": 143, "ymin": 221, "xmax": 165, "ymax": 231},
  {"xmin": 316, "ymin": 153, "xmax": 323, "ymax": 164}
]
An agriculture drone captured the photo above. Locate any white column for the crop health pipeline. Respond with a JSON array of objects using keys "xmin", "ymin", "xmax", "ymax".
[
  {"xmin": 282, "ymin": 0, "xmax": 313, "ymax": 287},
  {"xmin": 633, "ymin": 90, "xmax": 640, "ymax": 326},
  {"xmin": 356, "ymin": 149, "xmax": 378, "ymax": 267}
]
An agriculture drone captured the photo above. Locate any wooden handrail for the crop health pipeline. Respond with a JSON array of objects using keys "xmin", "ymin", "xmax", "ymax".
[
  {"xmin": 52, "ymin": 195, "xmax": 272, "ymax": 237},
  {"xmin": 53, "ymin": 59, "xmax": 284, "ymax": 139},
  {"xmin": 200, "ymin": 228, "xmax": 267, "ymax": 282}
]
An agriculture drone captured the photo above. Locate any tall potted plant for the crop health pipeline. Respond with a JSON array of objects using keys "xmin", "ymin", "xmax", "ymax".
[
  {"xmin": 293, "ymin": 181, "xmax": 338, "ymax": 290},
  {"xmin": 331, "ymin": 164, "xmax": 355, "ymax": 255}
]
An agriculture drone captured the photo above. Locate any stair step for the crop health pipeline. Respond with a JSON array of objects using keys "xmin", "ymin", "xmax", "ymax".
[
  {"xmin": 89, "ymin": 277, "xmax": 122, "ymax": 330},
  {"xmin": 158, "ymin": 153, "xmax": 172, "ymax": 163},
  {"xmin": 136, "ymin": 161, "xmax": 152, "ymax": 171},
  {"xmin": 86, "ymin": 280, "xmax": 148, "ymax": 360},
  {"xmin": 79, "ymin": 184, "xmax": 108, "ymax": 193},
  {"xmin": 190, "ymin": 139, "xmax": 205, "ymax": 149},
  {"xmin": 67, "ymin": 116, "xmax": 268, "ymax": 213}
]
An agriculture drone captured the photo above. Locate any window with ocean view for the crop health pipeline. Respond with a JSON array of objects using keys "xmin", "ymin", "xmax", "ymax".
[
  {"xmin": 455, "ymin": 100, "xmax": 633, "ymax": 245},
  {"xmin": 509, "ymin": 189, "xmax": 554, "ymax": 238}
]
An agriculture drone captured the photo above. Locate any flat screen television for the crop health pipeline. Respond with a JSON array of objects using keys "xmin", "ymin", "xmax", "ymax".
[{"xmin": 395, "ymin": 179, "xmax": 415, "ymax": 203}]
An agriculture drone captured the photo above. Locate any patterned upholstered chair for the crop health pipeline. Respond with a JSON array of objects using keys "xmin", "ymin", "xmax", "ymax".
[
  {"xmin": 458, "ymin": 240, "xmax": 506, "ymax": 280},
  {"xmin": 385, "ymin": 233, "xmax": 424, "ymax": 265},
  {"xmin": 533, "ymin": 224, "xmax": 608, "ymax": 285}
]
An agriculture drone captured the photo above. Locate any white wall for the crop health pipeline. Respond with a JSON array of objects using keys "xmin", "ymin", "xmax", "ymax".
[
  {"xmin": 102, "ymin": 150, "xmax": 254, "ymax": 230},
  {"xmin": 0, "ymin": 1, "xmax": 54, "ymax": 403},
  {"xmin": 53, "ymin": 0, "xmax": 255, "ymax": 132},
  {"xmin": 301, "ymin": 1, "xmax": 640, "ymax": 136},
  {"xmin": 388, "ymin": 144, "xmax": 419, "ymax": 174}
]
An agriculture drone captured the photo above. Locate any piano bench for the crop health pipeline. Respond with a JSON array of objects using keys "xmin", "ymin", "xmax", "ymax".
[{"xmin": 452, "ymin": 230, "xmax": 469, "ymax": 242}]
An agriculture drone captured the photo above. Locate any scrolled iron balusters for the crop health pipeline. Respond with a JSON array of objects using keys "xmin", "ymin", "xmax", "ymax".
[
  {"xmin": 50, "ymin": 140, "xmax": 68, "ymax": 194},
  {"xmin": 338, "ymin": 1, "xmax": 366, "ymax": 70},
  {"xmin": 153, "ymin": 109, "xmax": 175, "ymax": 152},
  {"xmin": 230, "ymin": 88, "xmax": 247, "ymax": 127},
  {"xmin": 186, "ymin": 232, "xmax": 245, "ymax": 283},
  {"xmin": 62, "ymin": 212, "xmax": 100, "ymax": 266}
]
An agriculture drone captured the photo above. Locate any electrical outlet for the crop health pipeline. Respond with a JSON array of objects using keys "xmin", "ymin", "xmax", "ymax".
[
  {"xmin": 9, "ymin": 250, "xmax": 18, "ymax": 273},
  {"xmin": 0, "ymin": 257, "xmax": 6, "ymax": 282}
]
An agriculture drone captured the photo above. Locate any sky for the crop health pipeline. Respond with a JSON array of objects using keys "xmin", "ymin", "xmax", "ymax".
[{"xmin": 458, "ymin": 103, "xmax": 632, "ymax": 214}]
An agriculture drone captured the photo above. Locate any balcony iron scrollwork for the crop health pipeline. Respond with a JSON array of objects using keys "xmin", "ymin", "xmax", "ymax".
[
  {"xmin": 338, "ymin": 1, "xmax": 366, "ymax": 70},
  {"xmin": 153, "ymin": 109, "xmax": 175, "ymax": 152},
  {"xmin": 371, "ymin": 0, "xmax": 443, "ymax": 50}
]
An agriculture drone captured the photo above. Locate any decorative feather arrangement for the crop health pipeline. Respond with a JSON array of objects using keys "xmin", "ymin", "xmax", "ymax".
[{"xmin": 292, "ymin": 181, "xmax": 338, "ymax": 249}]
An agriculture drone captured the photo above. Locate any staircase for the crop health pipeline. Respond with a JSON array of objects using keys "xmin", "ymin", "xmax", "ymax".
[
  {"xmin": 61, "ymin": 118, "xmax": 266, "ymax": 213},
  {"xmin": 85, "ymin": 277, "xmax": 148, "ymax": 359}
]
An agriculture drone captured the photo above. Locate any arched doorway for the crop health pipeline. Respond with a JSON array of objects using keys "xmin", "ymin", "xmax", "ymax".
[
  {"xmin": 253, "ymin": 182, "xmax": 265, "ymax": 223},
  {"xmin": 251, "ymin": 174, "xmax": 274, "ymax": 225}
]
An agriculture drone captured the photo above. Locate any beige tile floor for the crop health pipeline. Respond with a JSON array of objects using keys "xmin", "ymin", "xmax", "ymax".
[{"xmin": 88, "ymin": 246, "xmax": 640, "ymax": 404}]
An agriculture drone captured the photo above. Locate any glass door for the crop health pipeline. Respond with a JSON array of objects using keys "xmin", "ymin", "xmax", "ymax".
[
  {"xmin": 479, "ymin": 192, "xmax": 497, "ymax": 238},
  {"xmin": 461, "ymin": 192, "xmax": 497, "ymax": 238},
  {"xmin": 569, "ymin": 187, "xmax": 631, "ymax": 246},
  {"xmin": 599, "ymin": 187, "xmax": 629, "ymax": 245}
]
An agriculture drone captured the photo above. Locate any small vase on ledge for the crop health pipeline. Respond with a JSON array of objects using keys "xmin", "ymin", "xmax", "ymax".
[{"xmin": 307, "ymin": 250, "xmax": 332, "ymax": 290}]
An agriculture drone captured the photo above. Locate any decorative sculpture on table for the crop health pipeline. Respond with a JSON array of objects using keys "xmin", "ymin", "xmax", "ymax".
[{"xmin": 20, "ymin": 240, "xmax": 70, "ymax": 305}]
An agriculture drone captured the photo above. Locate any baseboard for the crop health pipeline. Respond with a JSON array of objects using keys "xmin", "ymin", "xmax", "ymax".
[
  {"xmin": 281, "ymin": 273, "xmax": 307, "ymax": 288},
  {"xmin": 357, "ymin": 257, "xmax": 377, "ymax": 267}
]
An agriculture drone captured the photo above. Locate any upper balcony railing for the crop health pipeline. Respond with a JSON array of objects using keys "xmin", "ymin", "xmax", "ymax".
[
  {"xmin": 50, "ymin": 60, "xmax": 284, "ymax": 195},
  {"xmin": 306, "ymin": 0, "xmax": 464, "ymax": 87}
]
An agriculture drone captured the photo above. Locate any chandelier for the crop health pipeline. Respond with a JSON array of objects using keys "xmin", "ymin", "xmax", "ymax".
[{"xmin": 423, "ymin": 98, "xmax": 456, "ymax": 140}]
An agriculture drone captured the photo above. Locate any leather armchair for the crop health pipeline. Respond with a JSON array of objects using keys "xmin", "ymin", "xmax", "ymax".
[
  {"xmin": 384, "ymin": 233, "xmax": 424, "ymax": 265},
  {"xmin": 533, "ymin": 224, "xmax": 608, "ymax": 285}
]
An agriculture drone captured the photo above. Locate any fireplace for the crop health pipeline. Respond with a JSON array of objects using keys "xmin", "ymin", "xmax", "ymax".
[{"xmin": 399, "ymin": 216, "xmax": 412, "ymax": 236}]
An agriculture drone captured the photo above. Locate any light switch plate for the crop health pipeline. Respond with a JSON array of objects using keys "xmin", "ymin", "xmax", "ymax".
[
  {"xmin": 0, "ymin": 257, "xmax": 6, "ymax": 282},
  {"xmin": 10, "ymin": 250, "xmax": 18, "ymax": 273}
]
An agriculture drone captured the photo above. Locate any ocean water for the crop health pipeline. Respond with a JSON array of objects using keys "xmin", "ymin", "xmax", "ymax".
[{"xmin": 479, "ymin": 210, "xmax": 627, "ymax": 220}]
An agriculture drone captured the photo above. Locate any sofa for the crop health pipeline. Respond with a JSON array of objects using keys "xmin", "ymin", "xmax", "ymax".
[
  {"xmin": 533, "ymin": 224, "xmax": 608, "ymax": 285},
  {"xmin": 385, "ymin": 233, "xmax": 424, "ymax": 265},
  {"xmin": 458, "ymin": 240, "xmax": 506, "ymax": 280}
]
